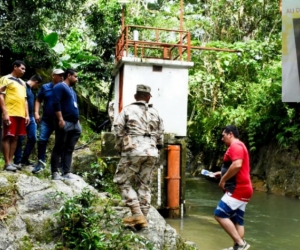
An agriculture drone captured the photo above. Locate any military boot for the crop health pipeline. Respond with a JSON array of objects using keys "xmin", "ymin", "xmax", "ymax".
[
  {"xmin": 123, "ymin": 214, "xmax": 148, "ymax": 228},
  {"xmin": 123, "ymin": 203, "xmax": 148, "ymax": 228}
]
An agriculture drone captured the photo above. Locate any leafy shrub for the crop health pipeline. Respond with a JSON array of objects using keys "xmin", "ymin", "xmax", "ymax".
[{"xmin": 54, "ymin": 188, "xmax": 153, "ymax": 250}]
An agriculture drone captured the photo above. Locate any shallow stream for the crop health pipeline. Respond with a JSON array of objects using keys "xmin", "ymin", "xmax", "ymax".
[{"xmin": 166, "ymin": 177, "xmax": 300, "ymax": 250}]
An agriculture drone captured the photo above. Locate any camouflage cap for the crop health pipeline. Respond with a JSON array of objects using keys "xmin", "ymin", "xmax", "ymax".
[{"xmin": 136, "ymin": 84, "xmax": 151, "ymax": 95}]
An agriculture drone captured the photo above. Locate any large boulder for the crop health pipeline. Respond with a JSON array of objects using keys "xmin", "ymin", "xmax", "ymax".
[
  {"xmin": 0, "ymin": 171, "xmax": 196, "ymax": 250},
  {"xmin": 0, "ymin": 172, "xmax": 100, "ymax": 250}
]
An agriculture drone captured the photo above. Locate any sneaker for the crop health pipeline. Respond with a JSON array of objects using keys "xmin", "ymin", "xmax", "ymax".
[
  {"xmin": 233, "ymin": 241, "xmax": 250, "ymax": 250},
  {"xmin": 52, "ymin": 172, "xmax": 63, "ymax": 180},
  {"xmin": 32, "ymin": 162, "xmax": 44, "ymax": 174},
  {"xmin": 38, "ymin": 159, "xmax": 46, "ymax": 168},
  {"xmin": 3, "ymin": 164, "xmax": 17, "ymax": 172},
  {"xmin": 62, "ymin": 173, "xmax": 79, "ymax": 180},
  {"xmin": 222, "ymin": 247, "xmax": 234, "ymax": 250},
  {"xmin": 12, "ymin": 163, "xmax": 22, "ymax": 170}
]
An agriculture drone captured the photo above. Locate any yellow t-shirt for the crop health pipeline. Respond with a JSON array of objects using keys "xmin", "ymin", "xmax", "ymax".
[{"xmin": 0, "ymin": 74, "xmax": 27, "ymax": 118}]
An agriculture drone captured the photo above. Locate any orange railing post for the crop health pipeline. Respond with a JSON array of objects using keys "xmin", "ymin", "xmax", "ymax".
[
  {"xmin": 125, "ymin": 26, "xmax": 129, "ymax": 57},
  {"xmin": 187, "ymin": 32, "xmax": 191, "ymax": 61}
]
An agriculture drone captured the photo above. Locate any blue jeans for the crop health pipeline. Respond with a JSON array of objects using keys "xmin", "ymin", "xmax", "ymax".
[
  {"xmin": 51, "ymin": 121, "xmax": 81, "ymax": 174},
  {"xmin": 37, "ymin": 119, "xmax": 55, "ymax": 162},
  {"xmin": 14, "ymin": 116, "xmax": 37, "ymax": 164}
]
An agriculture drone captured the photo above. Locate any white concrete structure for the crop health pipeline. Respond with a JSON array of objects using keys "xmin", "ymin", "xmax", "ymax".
[{"xmin": 113, "ymin": 57, "xmax": 194, "ymax": 136}]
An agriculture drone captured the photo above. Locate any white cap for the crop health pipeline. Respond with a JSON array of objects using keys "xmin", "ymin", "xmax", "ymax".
[{"xmin": 52, "ymin": 69, "xmax": 64, "ymax": 75}]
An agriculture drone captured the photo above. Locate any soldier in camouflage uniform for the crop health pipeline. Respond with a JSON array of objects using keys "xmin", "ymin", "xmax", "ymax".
[{"xmin": 113, "ymin": 84, "xmax": 164, "ymax": 229}]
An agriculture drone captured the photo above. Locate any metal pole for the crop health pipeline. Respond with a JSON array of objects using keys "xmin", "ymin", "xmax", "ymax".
[
  {"xmin": 179, "ymin": 0, "xmax": 183, "ymax": 60},
  {"xmin": 180, "ymin": 0, "xmax": 183, "ymax": 31},
  {"xmin": 121, "ymin": 4, "xmax": 126, "ymax": 58},
  {"xmin": 190, "ymin": 45, "xmax": 241, "ymax": 53}
]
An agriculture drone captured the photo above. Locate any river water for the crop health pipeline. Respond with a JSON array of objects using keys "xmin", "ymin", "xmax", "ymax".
[{"xmin": 166, "ymin": 177, "xmax": 300, "ymax": 250}]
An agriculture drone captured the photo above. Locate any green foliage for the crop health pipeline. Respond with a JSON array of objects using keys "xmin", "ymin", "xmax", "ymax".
[
  {"xmin": 0, "ymin": 174, "xmax": 18, "ymax": 215},
  {"xmin": 81, "ymin": 159, "xmax": 120, "ymax": 196},
  {"xmin": 54, "ymin": 188, "xmax": 153, "ymax": 250},
  {"xmin": 77, "ymin": 117, "xmax": 99, "ymax": 145},
  {"xmin": 48, "ymin": 0, "xmax": 122, "ymax": 111},
  {"xmin": 0, "ymin": 0, "xmax": 88, "ymax": 69},
  {"xmin": 19, "ymin": 236, "xmax": 34, "ymax": 250},
  {"xmin": 188, "ymin": 35, "xmax": 287, "ymax": 162},
  {"xmin": 43, "ymin": 33, "xmax": 59, "ymax": 48}
]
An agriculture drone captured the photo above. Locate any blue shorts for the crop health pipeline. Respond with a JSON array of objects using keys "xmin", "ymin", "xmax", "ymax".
[{"xmin": 214, "ymin": 193, "xmax": 248, "ymax": 226}]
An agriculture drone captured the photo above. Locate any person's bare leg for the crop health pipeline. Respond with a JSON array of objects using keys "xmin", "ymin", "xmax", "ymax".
[
  {"xmin": 2, "ymin": 137, "xmax": 11, "ymax": 165},
  {"xmin": 9, "ymin": 136, "xmax": 18, "ymax": 163},
  {"xmin": 236, "ymin": 224, "xmax": 245, "ymax": 238},
  {"xmin": 226, "ymin": 223, "xmax": 245, "ymax": 247},
  {"xmin": 215, "ymin": 216, "xmax": 244, "ymax": 245}
]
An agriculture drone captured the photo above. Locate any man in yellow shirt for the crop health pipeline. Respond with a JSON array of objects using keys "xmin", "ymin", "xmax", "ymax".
[{"xmin": 0, "ymin": 60, "xmax": 29, "ymax": 171}]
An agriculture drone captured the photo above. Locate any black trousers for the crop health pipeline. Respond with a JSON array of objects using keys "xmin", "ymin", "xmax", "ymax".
[{"xmin": 51, "ymin": 121, "xmax": 81, "ymax": 174}]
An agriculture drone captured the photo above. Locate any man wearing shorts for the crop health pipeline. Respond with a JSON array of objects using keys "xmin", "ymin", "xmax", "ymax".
[
  {"xmin": 214, "ymin": 125, "xmax": 253, "ymax": 250},
  {"xmin": 0, "ymin": 60, "xmax": 29, "ymax": 171}
]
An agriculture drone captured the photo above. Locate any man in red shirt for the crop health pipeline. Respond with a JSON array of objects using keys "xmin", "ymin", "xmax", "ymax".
[{"xmin": 214, "ymin": 125, "xmax": 252, "ymax": 250}]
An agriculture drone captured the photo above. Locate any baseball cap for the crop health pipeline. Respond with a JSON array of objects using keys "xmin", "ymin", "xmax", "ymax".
[
  {"xmin": 52, "ymin": 69, "xmax": 64, "ymax": 75},
  {"xmin": 136, "ymin": 84, "xmax": 151, "ymax": 96}
]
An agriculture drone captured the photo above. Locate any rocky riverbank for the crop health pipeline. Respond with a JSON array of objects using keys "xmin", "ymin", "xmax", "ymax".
[{"xmin": 0, "ymin": 170, "xmax": 197, "ymax": 250}]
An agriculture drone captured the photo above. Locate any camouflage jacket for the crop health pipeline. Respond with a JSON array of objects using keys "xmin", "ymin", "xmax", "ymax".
[{"xmin": 113, "ymin": 100, "xmax": 164, "ymax": 157}]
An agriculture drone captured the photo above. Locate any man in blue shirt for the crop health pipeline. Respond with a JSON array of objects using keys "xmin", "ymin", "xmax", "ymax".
[
  {"xmin": 32, "ymin": 69, "xmax": 64, "ymax": 173},
  {"xmin": 14, "ymin": 74, "xmax": 42, "ymax": 167},
  {"xmin": 51, "ymin": 68, "xmax": 81, "ymax": 180}
]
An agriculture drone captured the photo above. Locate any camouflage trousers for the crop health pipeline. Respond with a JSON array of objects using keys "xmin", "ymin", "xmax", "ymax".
[{"xmin": 113, "ymin": 155, "xmax": 157, "ymax": 208}]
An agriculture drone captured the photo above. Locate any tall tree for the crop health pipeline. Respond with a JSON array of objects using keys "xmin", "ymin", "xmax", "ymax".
[{"xmin": 0, "ymin": 0, "xmax": 88, "ymax": 69}]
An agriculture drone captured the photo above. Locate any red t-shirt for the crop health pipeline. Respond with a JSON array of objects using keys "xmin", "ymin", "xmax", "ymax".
[{"xmin": 222, "ymin": 140, "xmax": 253, "ymax": 202}]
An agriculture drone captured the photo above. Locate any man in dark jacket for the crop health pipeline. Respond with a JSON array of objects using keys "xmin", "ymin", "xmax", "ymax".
[
  {"xmin": 50, "ymin": 68, "xmax": 81, "ymax": 180},
  {"xmin": 32, "ymin": 69, "xmax": 64, "ymax": 173}
]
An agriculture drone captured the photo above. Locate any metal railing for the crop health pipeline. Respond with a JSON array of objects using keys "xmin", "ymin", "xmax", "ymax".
[{"xmin": 115, "ymin": 25, "xmax": 191, "ymax": 63}]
